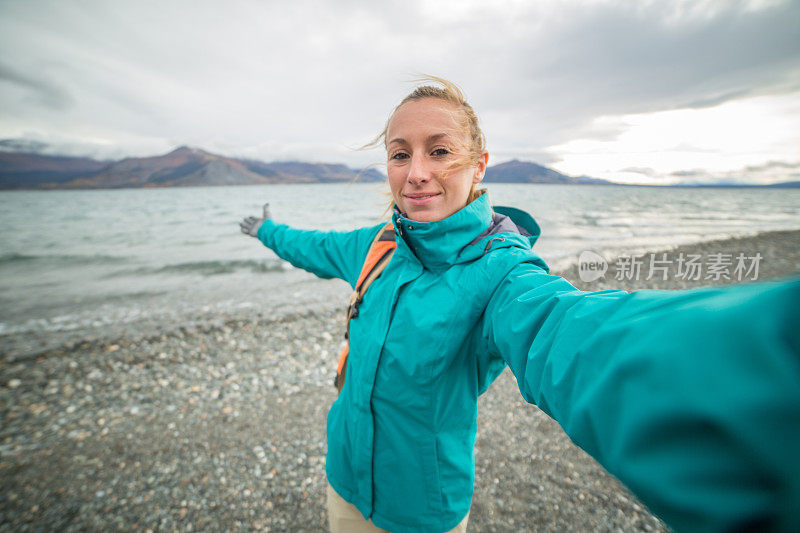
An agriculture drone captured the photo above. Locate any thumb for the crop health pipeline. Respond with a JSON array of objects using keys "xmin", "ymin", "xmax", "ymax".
[{"xmin": 263, "ymin": 202, "xmax": 270, "ymax": 218}]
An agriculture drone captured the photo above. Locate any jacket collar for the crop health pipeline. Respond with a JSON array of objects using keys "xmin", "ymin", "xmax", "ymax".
[
  {"xmin": 392, "ymin": 191, "xmax": 494, "ymax": 269},
  {"xmin": 392, "ymin": 191, "xmax": 542, "ymax": 269}
]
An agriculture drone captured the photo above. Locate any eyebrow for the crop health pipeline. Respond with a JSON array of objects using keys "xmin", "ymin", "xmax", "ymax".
[{"xmin": 387, "ymin": 133, "xmax": 450, "ymax": 146}]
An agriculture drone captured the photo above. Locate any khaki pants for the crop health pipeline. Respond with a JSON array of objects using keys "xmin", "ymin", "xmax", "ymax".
[{"xmin": 327, "ymin": 483, "xmax": 469, "ymax": 533}]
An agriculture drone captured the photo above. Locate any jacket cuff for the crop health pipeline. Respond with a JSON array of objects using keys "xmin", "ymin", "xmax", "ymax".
[{"xmin": 256, "ymin": 218, "xmax": 277, "ymax": 244}]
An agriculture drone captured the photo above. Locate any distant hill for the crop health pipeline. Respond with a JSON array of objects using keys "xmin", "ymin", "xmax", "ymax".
[
  {"xmin": 0, "ymin": 147, "xmax": 612, "ymax": 189},
  {"xmin": 767, "ymin": 181, "xmax": 800, "ymax": 188},
  {"xmin": 0, "ymin": 151, "xmax": 110, "ymax": 189},
  {"xmin": 239, "ymin": 159, "xmax": 385, "ymax": 183},
  {"xmin": 669, "ymin": 181, "xmax": 800, "ymax": 188},
  {"xmin": 63, "ymin": 146, "xmax": 276, "ymax": 189},
  {"xmin": 3, "ymin": 146, "xmax": 797, "ymax": 189},
  {"xmin": 483, "ymin": 159, "xmax": 613, "ymax": 185},
  {"xmin": 0, "ymin": 146, "xmax": 386, "ymax": 189}
]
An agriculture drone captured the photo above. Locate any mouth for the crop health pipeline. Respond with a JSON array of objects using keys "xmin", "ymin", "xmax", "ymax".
[{"xmin": 404, "ymin": 192, "xmax": 441, "ymax": 205}]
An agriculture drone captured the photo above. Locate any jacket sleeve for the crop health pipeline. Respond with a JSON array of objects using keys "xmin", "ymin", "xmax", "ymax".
[
  {"xmin": 483, "ymin": 263, "xmax": 800, "ymax": 533},
  {"xmin": 256, "ymin": 219, "xmax": 385, "ymax": 288}
]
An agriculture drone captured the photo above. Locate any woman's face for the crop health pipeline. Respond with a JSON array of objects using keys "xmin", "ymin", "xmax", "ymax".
[{"xmin": 386, "ymin": 98, "xmax": 488, "ymax": 223}]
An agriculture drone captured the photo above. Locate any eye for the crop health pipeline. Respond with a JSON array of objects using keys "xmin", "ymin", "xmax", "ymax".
[
  {"xmin": 431, "ymin": 147, "xmax": 450, "ymax": 157},
  {"xmin": 390, "ymin": 151, "xmax": 409, "ymax": 160}
]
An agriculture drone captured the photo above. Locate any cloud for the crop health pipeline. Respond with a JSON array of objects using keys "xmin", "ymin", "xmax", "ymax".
[
  {"xmin": 0, "ymin": 0, "xmax": 797, "ymax": 183},
  {"xmin": 667, "ymin": 159, "xmax": 800, "ymax": 185},
  {"xmin": 482, "ymin": 0, "xmax": 800, "ymax": 146},
  {"xmin": 547, "ymin": 90, "xmax": 800, "ymax": 184},
  {"xmin": 0, "ymin": 62, "xmax": 74, "ymax": 110},
  {"xmin": 670, "ymin": 169, "xmax": 708, "ymax": 178},
  {"xmin": 0, "ymin": 138, "xmax": 49, "ymax": 153},
  {"xmin": 742, "ymin": 160, "xmax": 800, "ymax": 172},
  {"xmin": 590, "ymin": 159, "xmax": 800, "ymax": 186},
  {"xmin": 620, "ymin": 167, "xmax": 659, "ymax": 177}
]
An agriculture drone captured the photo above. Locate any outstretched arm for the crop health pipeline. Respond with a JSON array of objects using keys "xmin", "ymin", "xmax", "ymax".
[
  {"xmin": 484, "ymin": 265, "xmax": 800, "ymax": 532},
  {"xmin": 240, "ymin": 203, "xmax": 385, "ymax": 287}
]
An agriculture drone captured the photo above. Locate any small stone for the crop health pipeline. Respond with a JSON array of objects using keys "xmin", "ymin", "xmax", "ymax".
[{"xmin": 29, "ymin": 403, "xmax": 48, "ymax": 415}]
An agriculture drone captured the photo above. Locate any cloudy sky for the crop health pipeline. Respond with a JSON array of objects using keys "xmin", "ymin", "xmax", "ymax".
[{"xmin": 1, "ymin": 0, "xmax": 798, "ymax": 184}]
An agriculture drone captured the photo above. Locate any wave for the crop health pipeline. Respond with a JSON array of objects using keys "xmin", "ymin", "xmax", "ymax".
[
  {"xmin": 0, "ymin": 252, "xmax": 129, "ymax": 267},
  {"xmin": 102, "ymin": 258, "xmax": 288, "ymax": 277},
  {"xmin": 155, "ymin": 259, "xmax": 286, "ymax": 275}
]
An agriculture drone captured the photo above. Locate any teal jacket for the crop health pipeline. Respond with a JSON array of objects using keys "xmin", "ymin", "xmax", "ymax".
[{"xmin": 256, "ymin": 192, "xmax": 800, "ymax": 533}]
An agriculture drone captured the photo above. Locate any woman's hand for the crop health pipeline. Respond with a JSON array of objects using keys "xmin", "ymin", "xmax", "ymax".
[{"xmin": 240, "ymin": 203, "xmax": 271, "ymax": 237}]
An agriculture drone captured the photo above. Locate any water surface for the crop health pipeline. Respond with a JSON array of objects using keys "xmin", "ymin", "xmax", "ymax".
[{"xmin": 2, "ymin": 183, "xmax": 799, "ymax": 337}]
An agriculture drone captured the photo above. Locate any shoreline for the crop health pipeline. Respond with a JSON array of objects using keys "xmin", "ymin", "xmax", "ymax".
[
  {"xmin": 4, "ymin": 228, "xmax": 799, "ymax": 364},
  {"xmin": 554, "ymin": 228, "xmax": 800, "ymax": 291},
  {"xmin": 2, "ymin": 230, "xmax": 799, "ymax": 531}
]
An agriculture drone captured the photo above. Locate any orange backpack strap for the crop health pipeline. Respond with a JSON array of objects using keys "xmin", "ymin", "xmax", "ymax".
[{"xmin": 334, "ymin": 222, "xmax": 396, "ymax": 392}]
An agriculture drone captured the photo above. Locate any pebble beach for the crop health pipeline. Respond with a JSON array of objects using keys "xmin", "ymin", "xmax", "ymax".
[{"xmin": 2, "ymin": 229, "xmax": 799, "ymax": 532}]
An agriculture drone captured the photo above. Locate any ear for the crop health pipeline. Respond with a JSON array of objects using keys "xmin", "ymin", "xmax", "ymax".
[{"xmin": 473, "ymin": 151, "xmax": 489, "ymax": 184}]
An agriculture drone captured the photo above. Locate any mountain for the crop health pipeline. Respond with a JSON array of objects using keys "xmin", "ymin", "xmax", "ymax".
[
  {"xmin": 0, "ymin": 146, "xmax": 385, "ymax": 189},
  {"xmin": 63, "ymin": 146, "xmax": 280, "ymax": 188},
  {"xmin": 0, "ymin": 146, "xmax": 608, "ymax": 189},
  {"xmin": 0, "ymin": 151, "xmax": 110, "ymax": 189},
  {"xmin": 5, "ymin": 146, "xmax": 795, "ymax": 189},
  {"xmin": 483, "ymin": 159, "xmax": 613, "ymax": 185},
  {"xmin": 239, "ymin": 159, "xmax": 385, "ymax": 183}
]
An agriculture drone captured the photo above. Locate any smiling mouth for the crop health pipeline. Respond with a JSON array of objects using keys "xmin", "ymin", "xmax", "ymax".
[{"xmin": 405, "ymin": 193, "xmax": 441, "ymax": 200}]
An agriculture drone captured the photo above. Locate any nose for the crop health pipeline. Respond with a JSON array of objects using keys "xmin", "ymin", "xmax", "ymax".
[{"xmin": 407, "ymin": 154, "xmax": 430, "ymax": 185}]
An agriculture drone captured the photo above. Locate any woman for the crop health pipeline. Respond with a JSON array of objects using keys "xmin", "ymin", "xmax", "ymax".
[{"xmin": 241, "ymin": 78, "xmax": 800, "ymax": 533}]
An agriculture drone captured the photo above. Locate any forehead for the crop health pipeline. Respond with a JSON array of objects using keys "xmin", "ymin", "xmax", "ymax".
[{"xmin": 386, "ymin": 98, "xmax": 464, "ymax": 141}]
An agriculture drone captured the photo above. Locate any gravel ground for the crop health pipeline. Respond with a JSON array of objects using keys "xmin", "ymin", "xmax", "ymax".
[{"xmin": 2, "ymin": 229, "xmax": 799, "ymax": 532}]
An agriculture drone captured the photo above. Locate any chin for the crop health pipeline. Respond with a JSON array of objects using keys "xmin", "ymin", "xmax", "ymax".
[{"xmin": 405, "ymin": 209, "xmax": 448, "ymax": 223}]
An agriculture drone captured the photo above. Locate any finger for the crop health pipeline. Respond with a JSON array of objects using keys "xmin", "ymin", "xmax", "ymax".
[{"xmin": 263, "ymin": 203, "xmax": 270, "ymax": 218}]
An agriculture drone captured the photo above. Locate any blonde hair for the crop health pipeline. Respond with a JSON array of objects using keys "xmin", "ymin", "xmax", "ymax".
[{"xmin": 365, "ymin": 75, "xmax": 487, "ymax": 211}]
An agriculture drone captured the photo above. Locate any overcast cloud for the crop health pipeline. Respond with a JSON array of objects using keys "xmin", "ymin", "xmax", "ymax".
[{"xmin": 1, "ymin": 0, "xmax": 798, "ymax": 184}]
